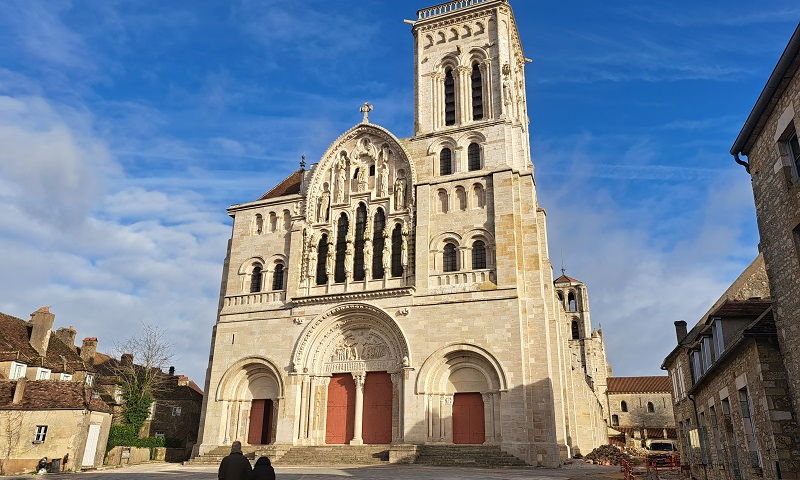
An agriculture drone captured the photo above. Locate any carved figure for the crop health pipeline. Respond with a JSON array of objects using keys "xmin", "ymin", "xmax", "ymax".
[
  {"xmin": 364, "ymin": 240, "xmax": 373, "ymax": 278},
  {"xmin": 318, "ymin": 190, "xmax": 330, "ymax": 222},
  {"xmin": 378, "ymin": 144, "xmax": 391, "ymax": 166},
  {"xmin": 307, "ymin": 243, "xmax": 317, "ymax": 279},
  {"xmin": 401, "ymin": 236, "xmax": 409, "ymax": 267},
  {"xmin": 394, "ymin": 176, "xmax": 406, "ymax": 209},
  {"xmin": 378, "ymin": 165, "xmax": 389, "ymax": 197},
  {"xmin": 382, "ymin": 235, "xmax": 391, "ymax": 272},
  {"xmin": 356, "ymin": 165, "xmax": 368, "ymax": 192},
  {"xmin": 345, "ymin": 241, "xmax": 354, "ymax": 281},
  {"xmin": 335, "ymin": 153, "xmax": 348, "ymax": 203},
  {"xmin": 325, "ymin": 239, "xmax": 335, "ymax": 276}
]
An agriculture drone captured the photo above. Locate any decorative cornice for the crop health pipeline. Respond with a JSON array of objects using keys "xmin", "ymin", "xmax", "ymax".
[{"xmin": 291, "ymin": 287, "xmax": 415, "ymax": 306}]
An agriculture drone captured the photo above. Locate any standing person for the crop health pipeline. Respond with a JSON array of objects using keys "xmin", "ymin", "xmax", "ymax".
[
  {"xmin": 218, "ymin": 441, "xmax": 252, "ymax": 480},
  {"xmin": 249, "ymin": 456, "xmax": 275, "ymax": 480}
]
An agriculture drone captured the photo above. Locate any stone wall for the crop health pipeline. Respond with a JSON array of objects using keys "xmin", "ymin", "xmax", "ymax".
[{"xmin": 742, "ymin": 51, "xmax": 800, "ymax": 425}]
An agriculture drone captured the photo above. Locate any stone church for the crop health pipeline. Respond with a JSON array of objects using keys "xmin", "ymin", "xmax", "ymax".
[{"xmin": 194, "ymin": 0, "xmax": 610, "ymax": 467}]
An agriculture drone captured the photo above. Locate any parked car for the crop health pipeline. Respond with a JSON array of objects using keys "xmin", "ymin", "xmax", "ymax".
[{"xmin": 646, "ymin": 441, "xmax": 679, "ymax": 468}]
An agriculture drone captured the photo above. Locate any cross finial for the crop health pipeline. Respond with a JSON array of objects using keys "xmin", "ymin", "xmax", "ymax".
[
  {"xmin": 300, "ymin": 154, "xmax": 306, "ymax": 169},
  {"xmin": 360, "ymin": 102, "xmax": 373, "ymax": 123}
]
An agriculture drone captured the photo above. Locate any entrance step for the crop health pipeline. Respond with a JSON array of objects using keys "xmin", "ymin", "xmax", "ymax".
[
  {"xmin": 275, "ymin": 445, "xmax": 390, "ymax": 466},
  {"xmin": 187, "ymin": 444, "xmax": 290, "ymax": 465},
  {"xmin": 415, "ymin": 445, "xmax": 528, "ymax": 467}
]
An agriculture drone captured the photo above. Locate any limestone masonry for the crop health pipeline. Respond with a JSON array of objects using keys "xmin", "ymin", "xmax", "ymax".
[{"xmin": 194, "ymin": 0, "xmax": 610, "ymax": 466}]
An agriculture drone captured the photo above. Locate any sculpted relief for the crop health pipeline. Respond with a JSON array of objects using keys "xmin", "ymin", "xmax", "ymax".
[{"xmin": 330, "ymin": 330, "xmax": 389, "ymax": 363}]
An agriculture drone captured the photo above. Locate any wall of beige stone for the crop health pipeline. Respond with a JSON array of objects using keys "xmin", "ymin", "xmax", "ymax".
[
  {"xmin": 742, "ymin": 61, "xmax": 800, "ymax": 423},
  {"xmin": 607, "ymin": 392, "xmax": 674, "ymax": 429}
]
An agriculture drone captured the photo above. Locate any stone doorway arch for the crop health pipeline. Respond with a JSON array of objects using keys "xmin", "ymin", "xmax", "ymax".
[{"xmin": 290, "ymin": 303, "xmax": 412, "ymax": 445}]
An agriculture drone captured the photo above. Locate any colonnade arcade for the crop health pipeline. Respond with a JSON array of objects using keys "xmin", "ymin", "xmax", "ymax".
[{"xmin": 214, "ymin": 304, "xmax": 507, "ymax": 447}]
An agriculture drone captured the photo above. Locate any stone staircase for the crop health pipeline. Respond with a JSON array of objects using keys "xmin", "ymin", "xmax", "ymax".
[
  {"xmin": 188, "ymin": 444, "xmax": 290, "ymax": 465},
  {"xmin": 414, "ymin": 445, "xmax": 527, "ymax": 467},
  {"xmin": 276, "ymin": 445, "xmax": 390, "ymax": 465}
]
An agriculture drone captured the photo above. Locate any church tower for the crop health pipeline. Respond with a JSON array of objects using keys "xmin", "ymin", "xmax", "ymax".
[{"xmin": 193, "ymin": 0, "xmax": 610, "ymax": 468}]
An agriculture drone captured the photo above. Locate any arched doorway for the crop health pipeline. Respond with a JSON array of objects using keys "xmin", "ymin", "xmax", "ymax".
[
  {"xmin": 448, "ymin": 367, "xmax": 488, "ymax": 444},
  {"xmin": 291, "ymin": 303, "xmax": 411, "ymax": 446}
]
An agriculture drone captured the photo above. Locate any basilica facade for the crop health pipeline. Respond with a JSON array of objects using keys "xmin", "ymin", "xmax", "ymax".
[{"xmin": 194, "ymin": 0, "xmax": 609, "ymax": 466}]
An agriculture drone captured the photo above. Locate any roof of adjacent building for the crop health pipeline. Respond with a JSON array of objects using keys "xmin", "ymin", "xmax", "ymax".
[
  {"xmin": 731, "ymin": 22, "xmax": 800, "ymax": 156},
  {"xmin": 554, "ymin": 274, "xmax": 581, "ymax": 284},
  {"xmin": 607, "ymin": 376, "xmax": 672, "ymax": 394},
  {"xmin": 0, "ymin": 380, "xmax": 110, "ymax": 412},
  {"xmin": 258, "ymin": 169, "xmax": 303, "ymax": 200},
  {"xmin": 0, "ymin": 311, "xmax": 92, "ymax": 374},
  {"xmin": 90, "ymin": 351, "xmax": 203, "ymax": 398}
]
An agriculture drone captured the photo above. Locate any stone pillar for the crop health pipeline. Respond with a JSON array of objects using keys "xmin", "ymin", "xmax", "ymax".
[
  {"xmin": 457, "ymin": 66, "xmax": 471, "ymax": 125},
  {"xmin": 482, "ymin": 392, "xmax": 495, "ymax": 444},
  {"xmin": 442, "ymin": 395, "xmax": 454, "ymax": 443},
  {"xmin": 351, "ymin": 372, "xmax": 366, "ymax": 445}
]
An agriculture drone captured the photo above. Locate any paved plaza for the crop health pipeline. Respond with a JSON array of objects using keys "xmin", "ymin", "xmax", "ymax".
[{"xmin": 8, "ymin": 462, "xmax": 622, "ymax": 480}]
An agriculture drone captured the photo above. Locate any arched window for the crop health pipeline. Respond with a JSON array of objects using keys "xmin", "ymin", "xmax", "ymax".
[
  {"xmin": 472, "ymin": 184, "xmax": 485, "ymax": 208},
  {"xmin": 571, "ymin": 320, "xmax": 580, "ymax": 340},
  {"xmin": 372, "ymin": 208, "xmax": 386, "ymax": 279},
  {"xmin": 269, "ymin": 212, "xmax": 277, "ymax": 232},
  {"xmin": 353, "ymin": 204, "xmax": 367, "ymax": 281},
  {"xmin": 647, "ymin": 402, "xmax": 655, "ymax": 413},
  {"xmin": 250, "ymin": 264, "xmax": 262, "ymax": 293},
  {"xmin": 568, "ymin": 292, "xmax": 577, "ymax": 312},
  {"xmin": 443, "ymin": 243, "xmax": 458, "ymax": 272},
  {"xmin": 611, "ymin": 414, "xmax": 619, "ymax": 426},
  {"xmin": 621, "ymin": 401, "xmax": 628, "ymax": 413},
  {"xmin": 456, "ymin": 186, "xmax": 467, "ymax": 210},
  {"xmin": 282, "ymin": 210, "xmax": 291, "ymax": 231},
  {"xmin": 444, "ymin": 67, "xmax": 455, "ymax": 126},
  {"xmin": 468, "ymin": 142, "xmax": 481, "ymax": 171},
  {"xmin": 334, "ymin": 214, "xmax": 348, "ymax": 283},
  {"xmin": 558, "ymin": 291, "xmax": 564, "ymax": 304},
  {"xmin": 472, "ymin": 240, "xmax": 486, "ymax": 269},
  {"xmin": 471, "ymin": 63, "xmax": 483, "ymax": 120},
  {"xmin": 316, "ymin": 234, "xmax": 328, "ymax": 285},
  {"xmin": 272, "ymin": 264, "xmax": 285, "ymax": 290},
  {"xmin": 391, "ymin": 224, "xmax": 403, "ymax": 277},
  {"xmin": 440, "ymin": 147, "xmax": 453, "ymax": 175},
  {"xmin": 438, "ymin": 189, "xmax": 449, "ymax": 213},
  {"xmin": 254, "ymin": 214, "xmax": 263, "ymax": 234}
]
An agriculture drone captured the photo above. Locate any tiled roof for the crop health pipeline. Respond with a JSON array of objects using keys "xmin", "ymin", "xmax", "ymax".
[
  {"xmin": 554, "ymin": 274, "xmax": 581, "ymax": 284},
  {"xmin": 0, "ymin": 311, "xmax": 92, "ymax": 374},
  {"xmin": 258, "ymin": 169, "xmax": 303, "ymax": 200},
  {"xmin": 607, "ymin": 376, "xmax": 672, "ymax": 393},
  {"xmin": 0, "ymin": 380, "xmax": 110, "ymax": 412},
  {"xmin": 709, "ymin": 298, "xmax": 771, "ymax": 318}
]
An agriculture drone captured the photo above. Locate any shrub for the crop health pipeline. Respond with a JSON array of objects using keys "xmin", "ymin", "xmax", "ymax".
[{"xmin": 106, "ymin": 424, "xmax": 165, "ymax": 450}]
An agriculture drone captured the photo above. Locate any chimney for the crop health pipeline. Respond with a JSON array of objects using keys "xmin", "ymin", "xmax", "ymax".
[
  {"xmin": 168, "ymin": 366, "xmax": 175, "ymax": 376},
  {"xmin": 12, "ymin": 377, "xmax": 26, "ymax": 404},
  {"xmin": 674, "ymin": 321, "xmax": 688, "ymax": 343},
  {"xmin": 55, "ymin": 326, "xmax": 78, "ymax": 350},
  {"xmin": 80, "ymin": 337, "xmax": 98, "ymax": 363},
  {"xmin": 121, "ymin": 353, "xmax": 133, "ymax": 366},
  {"xmin": 29, "ymin": 307, "xmax": 55, "ymax": 356},
  {"xmin": 177, "ymin": 375, "xmax": 189, "ymax": 386}
]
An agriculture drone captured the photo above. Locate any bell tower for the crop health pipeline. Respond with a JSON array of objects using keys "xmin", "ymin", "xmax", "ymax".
[{"xmin": 411, "ymin": 1, "xmax": 530, "ymax": 156}]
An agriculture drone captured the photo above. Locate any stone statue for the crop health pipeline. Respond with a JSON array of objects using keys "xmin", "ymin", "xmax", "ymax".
[
  {"xmin": 401, "ymin": 236, "xmax": 409, "ymax": 267},
  {"xmin": 335, "ymin": 153, "xmax": 348, "ymax": 203},
  {"xmin": 378, "ymin": 165, "xmax": 389, "ymax": 197},
  {"xmin": 318, "ymin": 190, "xmax": 330, "ymax": 222},
  {"xmin": 345, "ymin": 240, "xmax": 354, "ymax": 281},
  {"xmin": 382, "ymin": 235, "xmax": 391, "ymax": 272},
  {"xmin": 393, "ymin": 175, "xmax": 406, "ymax": 209},
  {"xmin": 307, "ymin": 243, "xmax": 317, "ymax": 279},
  {"xmin": 325, "ymin": 239, "xmax": 335, "ymax": 277},
  {"xmin": 356, "ymin": 165, "xmax": 368, "ymax": 192},
  {"xmin": 364, "ymin": 240, "xmax": 373, "ymax": 279},
  {"xmin": 378, "ymin": 144, "xmax": 391, "ymax": 165}
]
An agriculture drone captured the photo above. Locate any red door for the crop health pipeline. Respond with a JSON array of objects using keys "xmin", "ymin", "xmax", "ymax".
[
  {"xmin": 248, "ymin": 399, "xmax": 273, "ymax": 444},
  {"xmin": 452, "ymin": 392, "xmax": 485, "ymax": 444},
  {"xmin": 326, "ymin": 373, "xmax": 355, "ymax": 444},
  {"xmin": 363, "ymin": 372, "xmax": 392, "ymax": 444}
]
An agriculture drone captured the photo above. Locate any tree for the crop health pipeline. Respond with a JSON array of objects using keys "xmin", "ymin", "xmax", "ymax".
[
  {"xmin": 114, "ymin": 322, "xmax": 173, "ymax": 432},
  {"xmin": 0, "ymin": 410, "xmax": 24, "ymax": 474}
]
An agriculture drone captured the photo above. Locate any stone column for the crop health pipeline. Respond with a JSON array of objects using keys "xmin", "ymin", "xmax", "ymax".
[
  {"xmin": 442, "ymin": 395, "xmax": 454, "ymax": 443},
  {"xmin": 391, "ymin": 372, "xmax": 402, "ymax": 443},
  {"xmin": 350, "ymin": 372, "xmax": 366, "ymax": 445},
  {"xmin": 482, "ymin": 393, "xmax": 495, "ymax": 444},
  {"xmin": 457, "ymin": 66, "xmax": 471, "ymax": 125}
]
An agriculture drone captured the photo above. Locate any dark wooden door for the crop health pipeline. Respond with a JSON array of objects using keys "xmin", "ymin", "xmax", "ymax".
[
  {"xmin": 452, "ymin": 392, "xmax": 485, "ymax": 444},
  {"xmin": 248, "ymin": 399, "xmax": 273, "ymax": 444},
  {"xmin": 363, "ymin": 372, "xmax": 392, "ymax": 444},
  {"xmin": 326, "ymin": 373, "xmax": 355, "ymax": 444}
]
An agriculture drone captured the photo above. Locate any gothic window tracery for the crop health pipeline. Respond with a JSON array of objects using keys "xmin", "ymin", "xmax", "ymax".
[
  {"xmin": 372, "ymin": 208, "xmax": 386, "ymax": 279},
  {"xmin": 391, "ymin": 224, "xmax": 403, "ymax": 278},
  {"xmin": 443, "ymin": 243, "xmax": 458, "ymax": 272}
]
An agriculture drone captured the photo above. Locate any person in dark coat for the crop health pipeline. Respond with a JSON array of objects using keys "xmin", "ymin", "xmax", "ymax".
[
  {"xmin": 218, "ymin": 441, "xmax": 252, "ymax": 480},
  {"xmin": 249, "ymin": 456, "xmax": 276, "ymax": 480}
]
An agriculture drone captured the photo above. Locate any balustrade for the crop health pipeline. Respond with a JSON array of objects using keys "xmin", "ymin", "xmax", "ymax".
[
  {"xmin": 224, "ymin": 290, "xmax": 285, "ymax": 307},
  {"xmin": 417, "ymin": 0, "xmax": 487, "ymax": 20}
]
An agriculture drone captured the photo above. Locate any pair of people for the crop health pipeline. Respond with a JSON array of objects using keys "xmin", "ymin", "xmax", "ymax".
[{"xmin": 218, "ymin": 441, "xmax": 275, "ymax": 480}]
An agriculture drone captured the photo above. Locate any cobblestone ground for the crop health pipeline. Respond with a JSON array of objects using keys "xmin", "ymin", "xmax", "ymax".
[{"xmin": 10, "ymin": 462, "xmax": 623, "ymax": 480}]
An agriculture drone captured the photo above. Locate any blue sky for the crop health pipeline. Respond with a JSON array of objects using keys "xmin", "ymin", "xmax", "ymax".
[{"xmin": 0, "ymin": 1, "xmax": 797, "ymax": 383}]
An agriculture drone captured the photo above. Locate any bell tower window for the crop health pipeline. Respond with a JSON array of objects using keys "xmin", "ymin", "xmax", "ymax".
[
  {"xmin": 334, "ymin": 214, "xmax": 348, "ymax": 283},
  {"xmin": 372, "ymin": 208, "xmax": 386, "ymax": 279},
  {"xmin": 440, "ymin": 148, "xmax": 453, "ymax": 175},
  {"xmin": 353, "ymin": 203, "xmax": 367, "ymax": 281},
  {"xmin": 467, "ymin": 143, "xmax": 481, "ymax": 171},
  {"xmin": 471, "ymin": 62, "xmax": 483, "ymax": 120},
  {"xmin": 250, "ymin": 265, "xmax": 262, "ymax": 293},
  {"xmin": 391, "ymin": 224, "xmax": 404, "ymax": 278},
  {"xmin": 444, "ymin": 67, "xmax": 456, "ymax": 126},
  {"xmin": 316, "ymin": 234, "xmax": 329, "ymax": 285},
  {"xmin": 443, "ymin": 243, "xmax": 458, "ymax": 272}
]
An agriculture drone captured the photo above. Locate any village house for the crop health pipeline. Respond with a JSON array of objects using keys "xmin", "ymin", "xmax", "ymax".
[{"xmin": 605, "ymin": 376, "xmax": 676, "ymax": 448}]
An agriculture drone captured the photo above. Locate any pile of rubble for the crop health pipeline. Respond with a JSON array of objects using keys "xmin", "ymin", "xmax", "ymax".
[{"xmin": 585, "ymin": 444, "xmax": 631, "ymax": 466}]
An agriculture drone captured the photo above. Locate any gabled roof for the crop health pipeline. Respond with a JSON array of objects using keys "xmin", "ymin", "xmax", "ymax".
[
  {"xmin": 554, "ymin": 274, "xmax": 581, "ymax": 284},
  {"xmin": 0, "ymin": 312, "xmax": 92, "ymax": 374},
  {"xmin": 607, "ymin": 376, "xmax": 672, "ymax": 394},
  {"xmin": 258, "ymin": 169, "xmax": 303, "ymax": 200},
  {"xmin": 0, "ymin": 380, "xmax": 110, "ymax": 412}
]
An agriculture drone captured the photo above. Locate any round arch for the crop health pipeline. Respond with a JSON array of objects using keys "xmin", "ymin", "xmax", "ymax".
[
  {"xmin": 215, "ymin": 355, "xmax": 285, "ymax": 402},
  {"xmin": 416, "ymin": 343, "xmax": 508, "ymax": 394}
]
